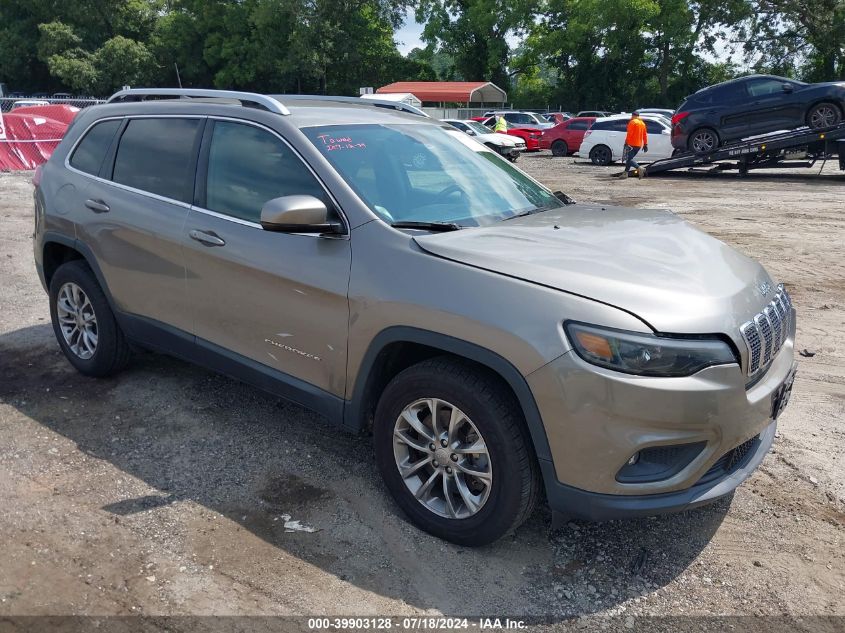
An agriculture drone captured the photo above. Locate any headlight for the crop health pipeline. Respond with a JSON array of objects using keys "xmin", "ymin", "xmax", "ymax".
[{"xmin": 564, "ymin": 322, "xmax": 737, "ymax": 377}]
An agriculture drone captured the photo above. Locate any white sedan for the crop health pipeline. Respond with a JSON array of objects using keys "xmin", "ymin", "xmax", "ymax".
[
  {"xmin": 442, "ymin": 119, "xmax": 527, "ymax": 162},
  {"xmin": 577, "ymin": 114, "xmax": 674, "ymax": 165}
]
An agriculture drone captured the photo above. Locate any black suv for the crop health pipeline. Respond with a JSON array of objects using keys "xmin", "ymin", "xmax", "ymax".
[{"xmin": 672, "ymin": 74, "xmax": 845, "ymax": 152}]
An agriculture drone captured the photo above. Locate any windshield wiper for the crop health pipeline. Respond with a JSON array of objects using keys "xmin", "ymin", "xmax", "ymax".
[
  {"xmin": 390, "ymin": 221, "xmax": 463, "ymax": 232},
  {"xmin": 501, "ymin": 208, "xmax": 548, "ymax": 222}
]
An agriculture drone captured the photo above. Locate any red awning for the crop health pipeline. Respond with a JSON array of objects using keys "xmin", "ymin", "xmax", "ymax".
[{"xmin": 376, "ymin": 82, "xmax": 507, "ymax": 104}]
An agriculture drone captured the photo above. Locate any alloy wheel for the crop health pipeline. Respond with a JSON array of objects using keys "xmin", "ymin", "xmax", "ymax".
[
  {"xmin": 691, "ymin": 130, "xmax": 716, "ymax": 153},
  {"xmin": 56, "ymin": 282, "xmax": 98, "ymax": 359},
  {"xmin": 809, "ymin": 105, "xmax": 837, "ymax": 129},
  {"xmin": 393, "ymin": 398, "xmax": 492, "ymax": 519}
]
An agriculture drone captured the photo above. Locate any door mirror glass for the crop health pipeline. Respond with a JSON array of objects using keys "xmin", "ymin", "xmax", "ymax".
[
  {"xmin": 782, "ymin": 83, "xmax": 794, "ymax": 93},
  {"xmin": 260, "ymin": 195, "xmax": 341, "ymax": 234}
]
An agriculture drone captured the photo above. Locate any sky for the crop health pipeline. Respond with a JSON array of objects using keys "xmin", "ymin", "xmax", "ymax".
[{"xmin": 395, "ymin": 9, "xmax": 425, "ymax": 54}]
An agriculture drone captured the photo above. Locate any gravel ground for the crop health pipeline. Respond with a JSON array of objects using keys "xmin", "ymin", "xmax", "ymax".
[{"xmin": 0, "ymin": 156, "xmax": 843, "ymax": 625}]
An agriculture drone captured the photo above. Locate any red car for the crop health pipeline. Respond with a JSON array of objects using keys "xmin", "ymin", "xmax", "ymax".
[
  {"xmin": 540, "ymin": 116, "xmax": 596, "ymax": 156},
  {"xmin": 474, "ymin": 116, "xmax": 543, "ymax": 151}
]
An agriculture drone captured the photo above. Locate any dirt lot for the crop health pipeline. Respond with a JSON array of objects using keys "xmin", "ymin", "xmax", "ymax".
[{"xmin": 1, "ymin": 156, "xmax": 844, "ymax": 624}]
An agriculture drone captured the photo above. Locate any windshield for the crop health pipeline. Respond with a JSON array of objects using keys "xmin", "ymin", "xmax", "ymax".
[
  {"xmin": 303, "ymin": 124, "xmax": 563, "ymax": 226},
  {"xmin": 465, "ymin": 121, "xmax": 493, "ymax": 135},
  {"xmin": 526, "ymin": 113, "xmax": 547, "ymax": 125}
]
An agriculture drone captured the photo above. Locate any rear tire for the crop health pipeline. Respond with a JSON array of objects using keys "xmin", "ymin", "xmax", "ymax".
[
  {"xmin": 688, "ymin": 127, "xmax": 719, "ymax": 153},
  {"xmin": 589, "ymin": 144, "xmax": 613, "ymax": 165},
  {"xmin": 374, "ymin": 357, "xmax": 540, "ymax": 546},
  {"xmin": 49, "ymin": 260, "xmax": 131, "ymax": 377},
  {"xmin": 551, "ymin": 140, "xmax": 569, "ymax": 157},
  {"xmin": 807, "ymin": 102, "xmax": 841, "ymax": 129}
]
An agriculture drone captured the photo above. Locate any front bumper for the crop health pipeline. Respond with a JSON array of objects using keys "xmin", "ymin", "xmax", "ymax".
[
  {"xmin": 527, "ymin": 318, "xmax": 796, "ymax": 518},
  {"xmin": 540, "ymin": 419, "xmax": 776, "ymax": 521}
]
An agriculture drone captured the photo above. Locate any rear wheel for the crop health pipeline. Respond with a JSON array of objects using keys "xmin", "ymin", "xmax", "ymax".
[
  {"xmin": 688, "ymin": 128, "xmax": 719, "ymax": 153},
  {"xmin": 807, "ymin": 102, "xmax": 841, "ymax": 129},
  {"xmin": 49, "ymin": 260, "xmax": 131, "ymax": 377},
  {"xmin": 551, "ymin": 140, "xmax": 569, "ymax": 157},
  {"xmin": 589, "ymin": 144, "xmax": 613, "ymax": 165},
  {"xmin": 374, "ymin": 357, "xmax": 540, "ymax": 546}
]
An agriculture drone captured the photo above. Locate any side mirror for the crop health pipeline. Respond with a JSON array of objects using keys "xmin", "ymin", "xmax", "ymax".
[
  {"xmin": 260, "ymin": 195, "xmax": 342, "ymax": 234},
  {"xmin": 465, "ymin": 129, "xmax": 476, "ymax": 136},
  {"xmin": 782, "ymin": 83, "xmax": 794, "ymax": 93}
]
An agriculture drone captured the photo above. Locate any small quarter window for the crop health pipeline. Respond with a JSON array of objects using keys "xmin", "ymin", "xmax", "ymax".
[{"xmin": 69, "ymin": 120, "xmax": 121, "ymax": 176}]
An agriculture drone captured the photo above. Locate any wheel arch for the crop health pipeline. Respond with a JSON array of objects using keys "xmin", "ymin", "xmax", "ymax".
[
  {"xmin": 41, "ymin": 233, "xmax": 120, "ymax": 316},
  {"xmin": 806, "ymin": 98, "xmax": 843, "ymax": 122},
  {"xmin": 343, "ymin": 326, "xmax": 553, "ymax": 464}
]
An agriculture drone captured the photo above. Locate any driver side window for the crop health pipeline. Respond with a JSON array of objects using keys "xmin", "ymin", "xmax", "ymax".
[
  {"xmin": 204, "ymin": 120, "xmax": 330, "ymax": 223},
  {"xmin": 747, "ymin": 79, "xmax": 788, "ymax": 97}
]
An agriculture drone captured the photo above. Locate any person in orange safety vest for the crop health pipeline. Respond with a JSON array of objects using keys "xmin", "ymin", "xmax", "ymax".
[{"xmin": 617, "ymin": 111, "xmax": 648, "ymax": 179}]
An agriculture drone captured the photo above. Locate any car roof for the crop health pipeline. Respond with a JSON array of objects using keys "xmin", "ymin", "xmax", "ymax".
[
  {"xmin": 693, "ymin": 74, "xmax": 795, "ymax": 94},
  {"xmin": 593, "ymin": 112, "xmax": 666, "ymax": 122}
]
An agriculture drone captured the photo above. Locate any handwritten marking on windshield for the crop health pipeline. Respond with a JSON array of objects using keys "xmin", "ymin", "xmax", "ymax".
[{"xmin": 316, "ymin": 134, "xmax": 367, "ymax": 152}]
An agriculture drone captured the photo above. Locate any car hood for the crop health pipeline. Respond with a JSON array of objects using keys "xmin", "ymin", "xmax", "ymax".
[
  {"xmin": 413, "ymin": 204, "xmax": 775, "ymax": 337},
  {"xmin": 480, "ymin": 133, "xmax": 515, "ymax": 146}
]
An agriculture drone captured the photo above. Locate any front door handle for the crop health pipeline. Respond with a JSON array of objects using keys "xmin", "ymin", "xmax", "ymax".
[
  {"xmin": 189, "ymin": 229, "xmax": 226, "ymax": 247},
  {"xmin": 85, "ymin": 199, "xmax": 110, "ymax": 213}
]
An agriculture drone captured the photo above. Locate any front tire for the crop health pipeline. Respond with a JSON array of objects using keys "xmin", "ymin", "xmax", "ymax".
[
  {"xmin": 589, "ymin": 144, "xmax": 613, "ymax": 165},
  {"xmin": 807, "ymin": 102, "xmax": 842, "ymax": 129},
  {"xmin": 374, "ymin": 357, "xmax": 540, "ymax": 546},
  {"xmin": 551, "ymin": 140, "xmax": 569, "ymax": 157},
  {"xmin": 49, "ymin": 260, "xmax": 131, "ymax": 377}
]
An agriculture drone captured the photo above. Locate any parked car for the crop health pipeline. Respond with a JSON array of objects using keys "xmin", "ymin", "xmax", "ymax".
[
  {"xmin": 10, "ymin": 99, "xmax": 50, "ymax": 110},
  {"xmin": 34, "ymin": 88, "xmax": 796, "ymax": 546},
  {"xmin": 540, "ymin": 116, "xmax": 596, "ymax": 156},
  {"xmin": 542, "ymin": 112, "xmax": 573, "ymax": 125},
  {"xmin": 578, "ymin": 114, "xmax": 674, "ymax": 165},
  {"xmin": 476, "ymin": 116, "xmax": 543, "ymax": 151},
  {"xmin": 482, "ymin": 110, "xmax": 554, "ymax": 129},
  {"xmin": 443, "ymin": 119, "xmax": 526, "ymax": 161},
  {"xmin": 672, "ymin": 74, "xmax": 845, "ymax": 153},
  {"xmin": 637, "ymin": 108, "xmax": 675, "ymax": 119},
  {"xmin": 577, "ymin": 110, "xmax": 612, "ymax": 118}
]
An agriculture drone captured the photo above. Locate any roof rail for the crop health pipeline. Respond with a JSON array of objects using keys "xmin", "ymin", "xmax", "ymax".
[
  {"xmin": 106, "ymin": 88, "xmax": 290, "ymax": 115},
  {"xmin": 274, "ymin": 94, "xmax": 429, "ymax": 118}
]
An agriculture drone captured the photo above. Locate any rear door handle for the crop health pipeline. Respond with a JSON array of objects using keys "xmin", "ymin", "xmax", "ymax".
[
  {"xmin": 189, "ymin": 229, "xmax": 226, "ymax": 247},
  {"xmin": 85, "ymin": 199, "xmax": 110, "ymax": 213}
]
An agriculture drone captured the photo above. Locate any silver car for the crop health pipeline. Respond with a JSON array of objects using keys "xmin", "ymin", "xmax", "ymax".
[{"xmin": 33, "ymin": 89, "xmax": 797, "ymax": 545}]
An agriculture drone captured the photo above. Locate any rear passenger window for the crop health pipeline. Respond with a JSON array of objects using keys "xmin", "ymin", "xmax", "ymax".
[
  {"xmin": 69, "ymin": 120, "xmax": 121, "ymax": 175},
  {"xmin": 568, "ymin": 120, "xmax": 589, "ymax": 130},
  {"xmin": 112, "ymin": 118, "xmax": 201, "ymax": 202},
  {"xmin": 204, "ymin": 121, "xmax": 328, "ymax": 223}
]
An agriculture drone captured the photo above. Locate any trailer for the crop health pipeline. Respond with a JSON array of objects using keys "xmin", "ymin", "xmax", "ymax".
[{"xmin": 645, "ymin": 123, "xmax": 845, "ymax": 176}]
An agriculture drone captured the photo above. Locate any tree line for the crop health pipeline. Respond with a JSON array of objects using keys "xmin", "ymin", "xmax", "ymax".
[{"xmin": 1, "ymin": 0, "xmax": 842, "ymax": 110}]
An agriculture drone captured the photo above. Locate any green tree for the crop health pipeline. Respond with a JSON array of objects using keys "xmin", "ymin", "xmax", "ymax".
[
  {"xmin": 416, "ymin": 0, "xmax": 535, "ymax": 90},
  {"xmin": 740, "ymin": 0, "xmax": 845, "ymax": 80}
]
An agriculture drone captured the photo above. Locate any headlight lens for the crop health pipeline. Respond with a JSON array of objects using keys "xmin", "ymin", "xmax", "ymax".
[{"xmin": 565, "ymin": 322, "xmax": 737, "ymax": 377}]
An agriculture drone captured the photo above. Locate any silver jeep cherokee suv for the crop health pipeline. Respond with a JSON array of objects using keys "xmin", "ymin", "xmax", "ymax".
[{"xmin": 33, "ymin": 89, "xmax": 797, "ymax": 546}]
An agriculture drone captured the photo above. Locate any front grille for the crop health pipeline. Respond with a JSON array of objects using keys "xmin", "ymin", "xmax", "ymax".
[
  {"xmin": 740, "ymin": 284, "xmax": 793, "ymax": 377},
  {"xmin": 697, "ymin": 435, "xmax": 761, "ymax": 485}
]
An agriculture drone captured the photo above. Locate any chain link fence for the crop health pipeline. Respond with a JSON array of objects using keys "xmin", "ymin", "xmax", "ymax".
[{"xmin": 0, "ymin": 97, "xmax": 103, "ymax": 171}]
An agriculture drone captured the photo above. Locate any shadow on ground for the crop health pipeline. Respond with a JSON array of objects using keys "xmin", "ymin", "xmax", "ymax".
[{"xmin": 0, "ymin": 325, "xmax": 729, "ymax": 617}]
